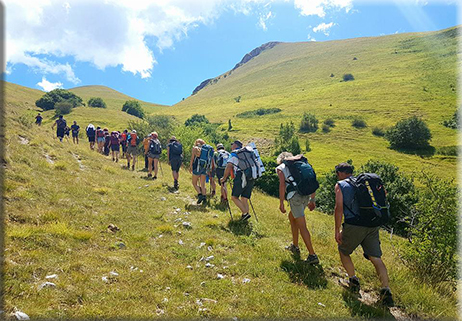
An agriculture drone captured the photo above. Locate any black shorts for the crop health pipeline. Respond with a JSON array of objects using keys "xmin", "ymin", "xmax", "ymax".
[
  {"xmin": 216, "ymin": 168, "xmax": 225, "ymax": 181},
  {"xmin": 232, "ymin": 174, "xmax": 255, "ymax": 199},
  {"xmin": 57, "ymin": 128, "xmax": 65, "ymax": 138},
  {"xmin": 111, "ymin": 144, "xmax": 120, "ymax": 152},
  {"xmin": 72, "ymin": 132, "xmax": 79, "ymax": 138},
  {"xmin": 170, "ymin": 158, "xmax": 182, "ymax": 172},
  {"xmin": 88, "ymin": 136, "xmax": 95, "ymax": 142}
]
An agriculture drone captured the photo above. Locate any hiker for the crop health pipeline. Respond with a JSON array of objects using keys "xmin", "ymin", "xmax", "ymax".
[
  {"xmin": 52, "ymin": 115, "xmax": 67, "ymax": 142},
  {"xmin": 86, "ymin": 124, "xmax": 96, "ymax": 150},
  {"xmin": 214, "ymin": 143, "xmax": 230, "ymax": 202},
  {"xmin": 334, "ymin": 162, "xmax": 394, "ymax": 306},
  {"xmin": 121, "ymin": 129, "xmax": 128, "ymax": 159},
  {"xmin": 167, "ymin": 136, "xmax": 183, "ymax": 189},
  {"xmin": 96, "ymin": 126, "xmax": 105, "ymax": 153},
  {"xmin": 63, "ymin": 125, "xmax": 71, "ymax": 142},
  {"xmin": 108, "ymin": 131, "xmax": 120, "ymax": 162},
  {"xmin": 126, "ymin": 129, "xmax": 139, "ymax": 171},
  {"xmin": 220, "ymin": 140, "xmax": 261, "ymax": 221},
  {"xmin": 276, "ymin": 152, "xmax": 319, "ymax": 264},
  {"xmin": 147, "ymin": 132, "xmax": 162, "ymax": 179},
  {"xmin": 189, "ymin": 139, "xmax": 212, "ymax": 204},
  {"xmin": 35, "ymin": 113, "xmax": 43, "ymax": 126},
  {"xmin": 103, "ymin": 131, "xmax": 111, "ymax": 156},
  {"xmin": 143, "ymin": 135, "xmax": 150, "ymax": 170},
  {"xmin": 208, "ymin": 158, "xmax": 217, "ymax": 197},
  {"xmin": 71, "ymin": 121, "xmax": 80, "ymax": 144}
]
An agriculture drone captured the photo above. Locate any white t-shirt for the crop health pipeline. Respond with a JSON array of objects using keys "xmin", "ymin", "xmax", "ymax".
[{"xmin": 276, "ymin": 163, "xmax": 296, "ymax": 200}]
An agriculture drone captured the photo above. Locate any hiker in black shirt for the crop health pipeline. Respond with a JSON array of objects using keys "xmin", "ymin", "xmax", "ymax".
[
  {"xmin": 167, "ymin": 136, "xmax": 183, "ymax": 189},
  {"xmin": 35, "ymin": 113, "xmax": 43, "ymax": 126},
  {"xmin": 71, "ymin": 121, "xmax": 80, "ymax": 144},
  {"xmin": 52, "ymin": 115, "xmax": 67, "ymax": 142}
]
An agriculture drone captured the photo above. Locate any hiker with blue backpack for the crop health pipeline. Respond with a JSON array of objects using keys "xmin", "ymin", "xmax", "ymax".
[
  {"xmin": 167, "ymin": 136, "xmax": 183, "ymax": 190},
  {"xmin": 334, "ymin": 162, "xmax": 394, "ymax": 306},
  {"xmin": 276, "ymin": 152, "xmax": 319, "ymax": 265},
  {"xmin": 147, "ymin": 132, "xmax": 162, "ymax": 179},
  {"xmin": 189, "ymin": 139, "xmax": 213, "ymax": 204},
  {"xmin": 52, "ymin": 115, "xmax": 67, "ymax": 142},
  {"xmin": 214, "ymin": 143, "xmax": 230, "ymax": 202},
  {"xmin": 220, "ymin": 140, "xmax": 262, "ymax": 221},
  {"xmin": 86, "ymin": 124, "xmax": 96, "ymax": 150}
]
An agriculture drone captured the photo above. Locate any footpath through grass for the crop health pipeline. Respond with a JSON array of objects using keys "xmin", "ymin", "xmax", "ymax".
[{"xmin": 3, "ymin": 118, "xmax": 457, "ymax": 319}]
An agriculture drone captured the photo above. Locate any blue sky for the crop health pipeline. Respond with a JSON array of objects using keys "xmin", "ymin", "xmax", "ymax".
[{"xmin": 4, "ymin": 0, "xmax": 458, "ymax": 106}]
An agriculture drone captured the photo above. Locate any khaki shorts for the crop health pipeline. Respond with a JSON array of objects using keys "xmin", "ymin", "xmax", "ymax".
[
  {"xmin": 127, "ymin": 145, "xmax": 138, "ymax": 155},
  {"xmin": 288, "ymin": 193, "xmax": 311, "ymax": 218},
  {"xmin": 338, "ymin": 223, "xmax": 382, "ymax": 258}
]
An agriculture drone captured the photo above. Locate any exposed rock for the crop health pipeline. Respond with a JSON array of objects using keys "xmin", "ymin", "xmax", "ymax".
[
  {"xmin": 14, "ymin": 311, "xmax": 30, "ymax": 320},
  {"xmin": 107, "ymin": 224, "xmax": 120, "ymax": 233},
  {"xmin": 45, "ymin": 274, "xmax": 58, "ymax": 280},
  {"xmin": 38, "ymin": 281, "xmax": 56, "ymax": 290}
]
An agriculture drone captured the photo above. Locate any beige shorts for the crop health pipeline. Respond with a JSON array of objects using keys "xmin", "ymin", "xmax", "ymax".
[{"xmin": 288, "ymin": 193, "xmax": 311, "ymax": 218}]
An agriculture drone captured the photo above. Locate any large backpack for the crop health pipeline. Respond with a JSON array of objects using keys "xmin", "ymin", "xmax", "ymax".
[
  {"xmin": 216, "ymin": 150, "xmax": 230, "ymax": 169},
  {"xmin": 87, "ymin": 127, "xmax": 95, "ymax": 137},
  {"xmin": 169, "ymin": 141, "xmax": 183, "ymax": 156},
  {"xmin": 96, "ymin": 129, "xmax": 104, "ymax": 138},
  {"xmin": 283, "ymin": 155, "xmax": 319, "ymax": 197},
  {"xmin": 197, "ymin": 144, "xmax": 214, "ymax": 172},
  {"xmin": 129, "ymin": 133, "xmax": 138, "ymax": 147},
  {"xmin": 233, "ymin": 146, "xmax": 262, "ymax": 179},
  {"xmin": 57, "ymin": 118, "xmax": 67, "ymax": 129},
  {"xmin": 344, "ymin": 173, "xmax": 390, "ymax": 227},
  {"xmin": 149, "ymin": 139, "xmax": 162, "ymax": 155}
]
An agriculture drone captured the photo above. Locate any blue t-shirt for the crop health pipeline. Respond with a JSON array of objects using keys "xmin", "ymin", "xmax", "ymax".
[{"xmin": 338, "ymin": 179, "xmax": 360, "ymax": 223}]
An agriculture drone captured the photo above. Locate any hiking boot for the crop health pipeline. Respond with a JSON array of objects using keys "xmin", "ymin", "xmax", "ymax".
[
  {"xmin": 132, "ymin": 165, "xmax": 135, "ymax": 171},
  {"xmin": 348, "ymin": 276, "xmax": 360, "ymax": 293},
  {"xmin": 116, "ymin": 158, "xmax": 119, "ymax": 163},
  {"xmin": 240, "ymin": 213, "xmax": 251, "ymax": 221},
  {"xmin": 211, "ymin": 190, "xmax": 216, "ymax": 197},
  {"xmin": 305, "ymin": 254, "xmax": 319, "ymax": 265},
  {"xmin": 153, "ymin": 176, "xmax": 157, "ymax": 180},
  {"xmin": 197, "ymin": 194, "xmax": 204, "ymax": 204},
  {"xmin": 147, "ymin": 173, "xmax": 152, "ymax": 178},
  {"xmin": 285, "ymin": 244, "xmax": 301, "ymax": 255},
  {"xmin": 174, "ymin": 180, "xmax": 179, "ymax": 190},
  {"xmin": 379, "ymin": 288, "xmax": 394, "ymax": 307},
  {"xmin": 127, "ymin": 162, "xmax": 130, "ymax": 169},
  {"xmin": 112, "ymin": 157, "xmax": 115, "ymax": 162}
]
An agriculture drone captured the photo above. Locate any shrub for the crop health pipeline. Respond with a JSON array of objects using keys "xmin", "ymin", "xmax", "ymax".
[
  {"xmin": 274, "ymin": 122, "xmax": 301, "ymax": 155},
  {"xmin": 122, "ymin": 100, "xmax": 145, "ymax": 119},
  {"xmin": 403, "ymin": 173, "xmax": 457, "ymax": 284},
  {"xmin": 305, "ymin": 138, "xmax": 311, "ymax": 152},
  {"xmin": 36, "ymin": 89, "xmax": 83, "ymax": 110},
  {"xmin": 234, "ymin": 96, "xmax": 241, "ymax": 103},
  {"xmin": 372, "ymin": 127, "xmax": 385, "ymax": 136},
  {"xmin": 54, "ymin": 101, "xmax": 73, "ymax": 116},
  {"xmin": 323, "ymin": 118, "xmax": 335, "ymax": 127},
  {"xmin": 342, "ymin": 73, "xmax": 355, "ymax": 81},
  {"xmin": 352, "ymin": 118, "xmax": 366, "ymax": 128},
  {"xmin": 299, "ymin": 113, "xmax": 318, "ymax": 133},
  {"xmin": 436, "ymin": 145, "xmax": 458, "ymax": 156},
  {"xmin": 322, "ymin": 124, "xmax": 331, "ymax": 133},
  {"xmin": 386, "ymin": 116, "xmax": 432, "ymax": 149},
  {"xmin": 88, "ymin": 97, "xmax": 107, "ymax": 108},
  {"xmin": 254, "ymin": 157, "xmax": 279, "ymax": 197},
  {"xmin": 330, "ymin": 73, "xmax": 334, "ymax": 77},
  {"xmin": 228, "ymin": 119, "xmax": 232, "ymax": 131},
  {"xmin": 128, "ymin": 115, "xmax": 177, "ymax": 148},
  {"xmin": 442, "ymin": 109, "xmax": 459, "ymax": 129},
  {"xmin": 185, "ymin": 114, "xmax": 209, "ymax": 127},
  {"xmin": 236, "ymin": 108, "xmax": 281, "ymax": 118}
]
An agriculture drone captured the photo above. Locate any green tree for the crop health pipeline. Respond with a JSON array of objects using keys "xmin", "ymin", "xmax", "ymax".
[
  {"xmin": 299, "ymin": 113, "xmax": 318, "ymax": 133},
  {"xmin": 185, "ymin": 114, "xmax": 209, "ymax": 127},
  {"xmin": 54, "ymin": 101, "xmax": 73, "ymax": 116},
  {"xmin": 122, "ymin": 100, "xmax": 145, "ymax": 119},
  {"xmin": 343, "ymin": 73, "xmax": 354, "ymax": 81},
  {"xmin": 386, "ymin": 116, "xmax": 432, "ymax": 149},
  {"xmin": 35, "ymin": 89, "xmax": 83, "ymax": 110},
  {"xmin": 228, "ymin": 119, "xmax": 233, "ymax": 131},
  {"xmin": 88, "ymin": 97, "xmax": 107, "ymax": 108}
]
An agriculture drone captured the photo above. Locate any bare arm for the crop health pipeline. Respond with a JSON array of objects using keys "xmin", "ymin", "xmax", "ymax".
[
  {"xmin": 167, "ymin": 146, "xmax": 170, "ymax": 164},
  {"xmin": 277, "ymin": 169, "xmax": 286, "ymax": 213},
  {"xmin": 189, "ymin": 147, "xmax": 195, "ymax": 172},
  {"xmin": 334, "ymin": 183, "xmax": 344, "ymax": 244},
  {"xmin": 220, "ymin": 162, "xmax": 234, "ymax": 184}
]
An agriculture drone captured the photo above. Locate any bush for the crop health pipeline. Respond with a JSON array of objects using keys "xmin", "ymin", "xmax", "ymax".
[
  {"xmin": 352, "ymin": 118, "xmax": 367, "ymax": 128},
  {"xmin": 386, "ymin": 116, "xmax": 432, "ymax": 149},
  {"xmin": 54, "ymin": 101, "xmax": 73, "ymax": 116},
  {"xmin": 35, "ymin": 89, "xmax": 83, "ymax": 110},
  {"xmin": 299, "ymin": 113, "xmax": 318, "ymax": 133},
  {"xmin": 323, "ymin": 118, "xmax": 335, "ymax": 127},
  {"xmin": 436, "ymin": 145, "xmax": 458, "ymax": 156},
  {"xmin": 236, "ymin": 108, "xmax": 281, "ymax": 118},
  {"xmin": 254, "ymin": 157, "xmax": 279, "ymax": 197},
  {"xmin": 88, "ymin": 97, "xmax": 107, "ymax": 108},
  {"xmin": 274, "ymin": 122, "xmax": 301, "ymax": 155},
  {"xmin": 305, "ymin": 139, "xmax": 311, "ymax": 152},
  {"xmin": 128, "ymin": 115, "xmax": 177, "ymax": 148},
  {"xmin": 234, "ymin": 96, "xmax": 241, "ymax": 103},
  {"xmin": 403, "ymin": 173, "xmax": 457, "ymax": 284},
  {"xmin": 122, "ymin": 100, "xmax": 145, "ymax": 119},
  {"xmin": 185, "ymin": 114, "xmax": 209, "ymax": 127},
  {"xmin": 442, "ymin": 109, "xmax": 459, "ymax": 129},
  {"xmin": 228, "ymin": 119, "xmax": 232, "ymax": 131},
  {"xmin": 322, "ymin": 124, "xmax": 331, "ymax": 133},
  {"xmin": 372, "ymin": 127, "xmax": 385, "ymax": 136},
  {"xmin": 343, "ymin": 73, "xmax": 355, "ymax": 81}
]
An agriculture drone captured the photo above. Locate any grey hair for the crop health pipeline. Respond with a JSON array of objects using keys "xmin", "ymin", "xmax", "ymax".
[{"xmin": 276, "ymin": 152, "xmax": 293, "ymax": 165}]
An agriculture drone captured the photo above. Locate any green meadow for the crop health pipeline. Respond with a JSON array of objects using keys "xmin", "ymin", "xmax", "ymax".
[{"xmin": 2, "ymin": 26, "xmax": 459, "ymax": 319}]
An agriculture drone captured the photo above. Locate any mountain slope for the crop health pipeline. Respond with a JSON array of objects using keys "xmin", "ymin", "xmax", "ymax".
[{"xmin": 162, "ymin": 26, "xmax": 459, "ymax": 179}]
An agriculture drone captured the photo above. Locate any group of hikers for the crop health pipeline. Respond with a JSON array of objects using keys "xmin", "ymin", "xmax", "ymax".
[{"xmin": 45, "ymin": 113, "xmax": 394, "ymax": 307}]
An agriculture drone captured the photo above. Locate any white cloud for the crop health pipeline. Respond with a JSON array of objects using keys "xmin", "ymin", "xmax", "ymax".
[
  {"xmin": 37, "ymin": 77, "xmax": 63, "ymax": 92},
  {"xmin": 294, "ymin": 0, "xmax": 352, "ymax": 18},
  {"xmin": 313, "ymin": 22, "xmax": 335, "ymax": 35},
  {"xmin": 307, "ymin": 33, "xmax": 317, "ymax": 41},
  {"xmin": 4, "ymin": 0, "xmax": 354, "ymax": 80}
]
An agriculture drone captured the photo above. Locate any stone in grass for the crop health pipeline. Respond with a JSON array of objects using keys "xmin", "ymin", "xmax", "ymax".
[
  {"xmin": 205, "ymin": 263, "xmax": 214, "ymax": 268},
  {"xmin": 178, "ymin": 240, "xmax": 184, "ymax": 245},
  {"xmin": 205, "ymin": 255, "xmax": 214, "ymax": 261},
  {"xmin": 186, "ymin": 265, "xmax": 193, "ymax": 270},
  {"xmin": 182, "ymin": 222, "xmax": 192, "ymax": 228},
  {"xmin": 107, "ymin": 224, "xmax": 120, "ymax": 233},
  {"xmin": 102, "ymin": 276, "xmax": 109, "ymax": 283},
  {"xmin": 38, "ymin": 282, "xmax": 56, "ymax": 290},
  {"xmin": 200, "ymin": 281, "xmax": 206, "ymax": 286},
  {"xmin": 318, "ymin": 302, "xmax": 326, "ymax": 307},
  {"xmin": 242, "ymin": 278, "xmax": 251, "ymax": 284},
  {"xmin": 115, "ymin": 242, "xmax": 126, "ymax": 249},
  {"xmin": 14, "ymin": 311, "xmax": 30, "ymax": 320},
  {"xmin": 198, "ymin": 242, "xmax": 206, "ymax": 248},
  {"xmin": 217, "ymin": 274, "xmax": 224, "ymax": 279},
  {"xmin": 160, "ymin": 197, "xmax": 167, "ymax": 201},
  {"xmin": 156, "ymin": 308, "xmax": 165, "ymax": 316},
  {"xmin": 207, "ymin": 246, "xmax": 213, "ymax": 252},
  {"xmin": 45, "ymin": 274, "xmax": 58, "ymax": 280},
  {"xmin": 109, "ymin": 271, "xmax": 119, "ymax": 277}
]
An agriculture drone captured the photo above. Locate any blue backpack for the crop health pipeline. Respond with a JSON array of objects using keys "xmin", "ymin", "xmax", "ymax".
[
  {"xmin": 283, "ymin": 155, "xmax": 319, "ymax": 197},
  {"xmin": 198, "ymin": 144, "xmax": 214, "ymax": 172}
]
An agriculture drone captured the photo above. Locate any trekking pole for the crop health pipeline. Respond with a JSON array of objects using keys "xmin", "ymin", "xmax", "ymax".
[
  {"xmin": 249, "ymin": 199, "xmax": 259, "ymax": 222},
  {"xmin": 222, "ymin": 182, "xmax": 233, "ymax": 220}
]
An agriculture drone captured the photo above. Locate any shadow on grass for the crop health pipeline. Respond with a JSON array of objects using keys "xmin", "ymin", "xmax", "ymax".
[
  {"xmin": 185, "ymin": 203, "xmax": 208, "ymax": 212},
  {"xmin": 342, "ymin": 289, "xmax": 394, "ymax": 319},
  {"xmin": 280, "ymin": 259, "xmax": 328, "ymax": 289},
  {"xmin": 226, "ymin": 219, "xmax": 254, "ymax": 236},
  {"xmin": 390, "ymin": 145, "xmax": 435, "ymax": 158}
]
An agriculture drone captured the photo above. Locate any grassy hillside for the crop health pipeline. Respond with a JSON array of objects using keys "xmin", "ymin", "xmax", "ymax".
[
  {"xmin": 158, "ymin": 26, "xmax": 459, "ymax": 179},
  {"xmin": 2, "ymin": 83, "xmax": 458, "ymax": 319}
]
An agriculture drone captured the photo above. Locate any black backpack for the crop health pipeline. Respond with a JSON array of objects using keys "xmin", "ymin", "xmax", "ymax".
[
  {"xmin": 149, "ymin": 139, "xmax": 162, "ymax": 155},
  {"xmin": 344, "ymin": 173, "xmax": 390, "ymax": 227},
  {"xmin": 169, "ymin": 141, "xmax": 183, "ymax": 156},
  {"xmin": 283, "ymin": 155, "xmax": 319, "ymax": 197},
  {"xmin": 233, "ymin": 146, "xmax": 261, "ymax": 180},
  {"xmin": 57, "ymin": 118, "xmax": 67, "ymax": 129}
]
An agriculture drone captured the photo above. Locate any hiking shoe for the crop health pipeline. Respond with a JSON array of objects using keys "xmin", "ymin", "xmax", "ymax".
[
  {"xmin": 240, "ymin": 213, "xmax": 251, "ymax": 221},
  {"xmin": 153, "ymin": 176, "xmax": 157, "ymax": 180},
  {"xmin": 174, "ymin": 181, "xmax": 179, "ymax": 190},
  {"xmin": 305, "ymin": 254, "xmax": 319, "ymax": 265},
  {"xmin": 285, "ymin": 244, "xmax": 301, "ymax": 255},
  {"xmin": 147, "ymin": 173, "xmax": 152, "ymax": 178},
  {"xmin": 348, "ymin": 276, "xmax": 361, "ymax": 293},
  {"xmin": 211, "ymin": 190, "xmax": 216, "ymax": 197},
  {"xmin": 132, "ymin": 165, "xmax": 135, "ymax": 171},
  {"xmin": 379, "ymin": 288, "xmax": 394, "ymax": 307},
  {"xmin": 197, "ymin": 194, "xmax": 204, "ymax": 204}
]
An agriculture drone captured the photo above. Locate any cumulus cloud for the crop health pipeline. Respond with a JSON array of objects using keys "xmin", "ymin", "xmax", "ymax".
[
  {"xmin": 307, "ymin": 34, "xmax": 317, "ymax": 41},
  {"xmin": 313, "ymin": 22, "xmax": 335, "ymax": 35},
  {"xmin": 37, "ymin": 77, "xmax": 63, "ymax": 92},
  {"xmin": 5, "ymin": 0, "xmax": 354, "ymax": 81}
]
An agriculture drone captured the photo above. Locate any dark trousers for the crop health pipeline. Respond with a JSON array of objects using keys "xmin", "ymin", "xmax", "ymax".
[{"xmin": 145, "ymin": 154, "xmax": 149, "ymax": 169}]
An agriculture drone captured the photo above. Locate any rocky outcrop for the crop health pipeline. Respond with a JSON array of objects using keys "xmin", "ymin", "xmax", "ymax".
[{"xmin": 192, "ymin": 41, "xmax": 280, "ymax": 95}]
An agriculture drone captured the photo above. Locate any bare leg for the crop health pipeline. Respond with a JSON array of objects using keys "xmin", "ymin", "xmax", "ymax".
[
  {"xmin": 369, "ymin": 256, "xmax": 390, "ymax": 288},
  {"xmin": 148, "ymin": 158, "xmax": 154, "ymax": 175},
  {"xmin": 192, "ymin": 175, "xmax": 201, "ymax": 194},
  {"xmin": 295, "ymin": 216, "xmax": 315, "ymax": 255},
  {"xmin": 154, "ymin": 158, "xmax": 159, "ymax": 177},
  {"xmin": 288, "ymin": 212, "xmax": 299, "ymax": 247},
  {"xmin": 200, "ymin": 175, "xmax": 207, "ymax": 195},
  {"xmin": 231, "ymin": 196, "xmax": 247, "ymax": 214},
  {"xmin": 339, "ymin": 251, "xmax": 356, "ymax": 277}
]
